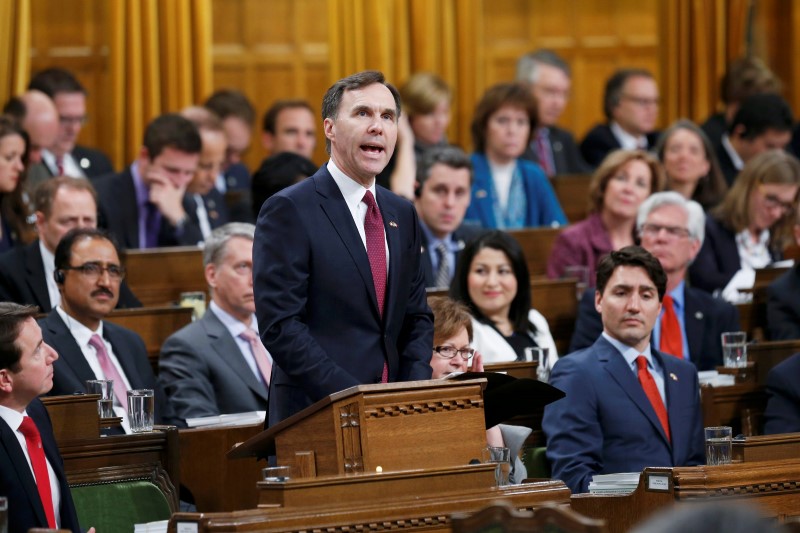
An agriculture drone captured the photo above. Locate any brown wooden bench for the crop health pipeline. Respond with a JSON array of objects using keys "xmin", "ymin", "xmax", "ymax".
[
  {"xmin": 508, "ymin": 227, "xmax": 564, "ymax": 277},
  {"xmin": 550, "ymin": 173, "xmax": 592, "ymax": 224},
  {"xmin": 122, "ymin": 246, "xmax": 205, "ymax": 307}
]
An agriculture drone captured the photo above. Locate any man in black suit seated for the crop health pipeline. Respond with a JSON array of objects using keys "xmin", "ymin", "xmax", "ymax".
[
  {"xmin": 41, "ymin": 228, "xmax": 164, "ymax": 432},
  {"xmin": 0, "ymin": 177, "xmax": 141, "ymax": 312},
  {"xmin": 766, "ymin": 210, "xmax": 800, "ymax": 340},
  {"xmin": 94, "ymin": 113, "xmax": 205, "ymax": 249},
  {"xmin": 0, "ymin": 302, "xmax": 94, "ymax": 532},
  {"xmin": 763, "ymin": 353, "xmax": 800, "ymax": 434},
  {"xmin": 516, "ymin": 49, "xmax": 590, "ymax": 176},
  {"xmin": 260, "ymin": 99, "xmax": 318, "ymax": 161},
  {"xmin": 28, "ymin": 67, "xmax": 114, "ymax": 179},
  {"xmin": 712, "ymin": 93, "xmax": 793, "ymax": 186},
  {"xmin": 414, "ymin": 145, "xmax": 481, "ymax": 289},
  {"xmin": 569, "ymin": 191, "xmax": 740, "ymax": 370},
  {"xmin": 580, "ymin": 68, "xmax": 661, "ymax": 168}
]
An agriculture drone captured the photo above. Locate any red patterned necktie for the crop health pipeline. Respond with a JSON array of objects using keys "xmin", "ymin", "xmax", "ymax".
[
  {"xmin": 635, "ymin": 356, "xmax": 670, "ymax": 443},
  {"xmin": 362, "ymin": 190, "xmax": 388, "ymax": 383},
  {"xmin": 535, "ymin": 130, "xmax": 554, "ymax": 176},
  {"xmin": 19, "ymin": 416, "xmax": 57, "ymax": 528},
  {"xmin": 659, "ymin": 295, "xmax": 683, "ymax": 358}
]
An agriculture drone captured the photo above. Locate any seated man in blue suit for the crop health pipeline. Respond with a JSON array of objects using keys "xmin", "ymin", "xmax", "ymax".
[
  {"xmin": 569, "ymin": 192, "xmax": 740, "ymax": 370},
  {"xmin": 763, "ymin": 353, "xmax": 800, "ymax": 434},
  {"xmin": 543, "ymin": 246, "xmax": 704, "ymax": 494},
  {"xmin": 0, "ymin": 302, "xmax": 94, "ymax": 532}
]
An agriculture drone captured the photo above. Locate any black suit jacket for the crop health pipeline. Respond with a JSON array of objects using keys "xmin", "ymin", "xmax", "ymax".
[
  {"xmin": 94, "ymin": 167, "xmax": 204, "ymax": 249},
  {"xmin": 763, "ymin": 353, "xmax": 800, "ymax": 434},
  {"xmin": 71, "ymin": 145, "xmax": 115, "ymax": 178},
  {"xmin": 579, "ymin": 123, "xmax": 660, "ymax": 168},
  {"xmin": 419, "ymin": 224, "xmax": 482, "ymax": 289},
  {"xmin": 187, "ymin": 188, "xmax": 230, "ymax": 235},
  {"xmin": 0, "ymin": 398, "xmax": 82, "ymax": 533},
  {"xmin": 0, "ymin": 241, "xmax": 141, "ymax": 313},
  {"xmin": 568, "ymin": 285, "xmax": 740, "ymax": 371},
  {"xmin": 39, "ymin": 310, "xmax": 166, "ymax": 423},
  {"xmin": 521, "ymin": 126, "xmax": 591, "ymax": 175},
  {"xmin": 711, "ymin": 137, "xmax": 740, "ymax": 186},
  {"xmin": 766, "ymin": 264, "xmax": 800, "ymax": 340}
]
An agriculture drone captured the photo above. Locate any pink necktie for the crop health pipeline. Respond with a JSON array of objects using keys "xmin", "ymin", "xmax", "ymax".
[
  {"xmin": 88, "ymin": 333, "xmax": 128, "ymax": 408},
  {"xmin": 362, "ymin": 190, "xmax": 389, "ymax": 383},
  {"xmin": 19, "ymin": 416, "xmax": 57, "ymax": 528},
  {"xmin": 55, "ymin": 156, "xmax": 64, "ymax": 176},
  {"xmin": 239, "ymin": 328, "xmax": 273, "ymax": 386}
]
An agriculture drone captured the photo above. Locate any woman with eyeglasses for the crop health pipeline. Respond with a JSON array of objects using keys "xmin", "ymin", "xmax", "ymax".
[
  {"xmin": 689, "ymin": 150, "xmax": 800, "ymax": 301},
  {"xmin": 547, "ymin": 149, "xmax": 665, "ymax": 281},
  {"xmin": 0, "ymin": 115, "xmax": 34, "ymax": 252},
  {"xmin": 428, "ymin": 296, "xmax": 530, "ymax": 484},
  {"xmin": 450, "ymin": 230, "xmax": 557, "ymax": 365}
]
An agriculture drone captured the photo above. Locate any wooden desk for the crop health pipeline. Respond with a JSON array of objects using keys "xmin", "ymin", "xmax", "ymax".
[
  {"xmin": 733, "ymin": 433, "xmax": 800, "ymax": 463},
  {"xmin": 748, "ymin": 339, "xmax": 800, "ymax": 385},
  {"xmin": 700, "ymin": 383, "xmax": 767, "ymax": 436},
  {"xmin": 122, "ymin": 246, "xmax": 205, "ymax": 307},
  {"xmin": 551, "ymin": 173, "xmax": 592, "ymax": 223},
  {"xmin": 508, "ymin": 227, "xmax": 563, "ymax": 277},
  {"xmin": 531, "ymin": 278, "xmax": 578, "ymax": 355},
  {"xmin": 105, "ymin": 306, "xmax": 194, "ymax": 373}
]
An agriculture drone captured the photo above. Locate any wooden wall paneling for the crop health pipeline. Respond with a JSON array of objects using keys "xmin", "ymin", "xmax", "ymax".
[
  {"xmin": 454, "ymin": 1, "xmax": 483, "ymax": 152},
  {"xmin": 0, "ymin": 0, "xmax": 31, "ymax": 105}
]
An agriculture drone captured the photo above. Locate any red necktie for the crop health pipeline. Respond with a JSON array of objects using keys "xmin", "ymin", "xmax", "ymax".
[
  {"xmin": 19, "ymin": 416, "xmax": 57, "ymax": 528},
  {"xmin": 55, "ymin": 156, "xmax": 64, "ymax": 176},
  {"xmin": 659, "ymin": 295, "xmax": 683, "ymax": 358},
  {"xmin": 535, "ymin": 130, "xmax": 554, "ymax": 176},
  {"xmin": 635, "ymin": 356, "xmax": 670, "ymax": 443},
  {"xmin": 89, "ymin": 334, "xmax": 128, "ymax": 408},
  {"xmin": 362, "ymin": 190, "xmax": 389, "ymax": 383},
  {"xmin": 239, "ymin": 328, "xmax": 273, "ymax": 386}
]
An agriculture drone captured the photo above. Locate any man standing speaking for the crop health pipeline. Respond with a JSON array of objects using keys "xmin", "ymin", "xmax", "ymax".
[{"xmin": 254, "ymin": 71, "xmax": 434, "ymax": 425}]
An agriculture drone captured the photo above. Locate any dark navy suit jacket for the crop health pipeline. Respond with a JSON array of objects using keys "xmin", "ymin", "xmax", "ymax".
[
  {"xmin": 569, "ymin": 285, "xmax": 741, "ymax": 370},
  {"xmin": 579, "ymin": 123, "xmax": 660, "ymax": 168},
  {"xmin": 520, "ymin": 125, "xmax": 591, "ymax": 175},
  {"xmin": 766, "ymin": 264, "xmax": 800, "ymax": 340},
  {"xmin": 0, "ymin": 399, "xmax": 82, "ymax": 532},
  {"xmin": 543, "ymin": 336, "xmax": 705, "ymax": 493},
  {"xmin": 763, "ymin": 353, "xmax": 800, "ymax": 434},
  {"xmin": 254, "ymin": 166, "xmax": 434, "ymax": 426}
]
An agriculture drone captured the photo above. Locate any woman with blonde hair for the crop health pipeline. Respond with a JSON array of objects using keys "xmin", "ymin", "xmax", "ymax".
[
  {"xmin": 546, "ymin": 149, "xmax": 665, "ymax": 281},
  {"xmin": 689, "ymin": 149, "xmax": 800, "ymax": 300}
]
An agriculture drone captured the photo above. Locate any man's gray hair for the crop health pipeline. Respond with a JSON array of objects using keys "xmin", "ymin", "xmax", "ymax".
[
  {"xmin": 203, "ymin": 222, "xmax": 255, "ymax": 267},
  {"xmin": 515, "ymin": 49, "xmax": 571, "ymax": 83},
  {"xmin": 636, "ymin": 191, "xmax": 706, "ymax": 246}
]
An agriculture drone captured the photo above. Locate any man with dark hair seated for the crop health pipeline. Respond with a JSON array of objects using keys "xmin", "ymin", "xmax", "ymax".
[{"xmin": 250, "ymin": 151, "xmax": 317, "ymax": 218}]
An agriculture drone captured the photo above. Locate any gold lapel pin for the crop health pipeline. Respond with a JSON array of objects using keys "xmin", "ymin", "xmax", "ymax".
[
  {"xmin": 389, "ymin": 221, "xmax": 398, "ymax": 228},
  {"xmin": 670, "ymin": 373, "xmax": 678, "ymax": 381},
  {"xmin": 475, "ymin": 189, "xmax": 488, "ymax": 199}
]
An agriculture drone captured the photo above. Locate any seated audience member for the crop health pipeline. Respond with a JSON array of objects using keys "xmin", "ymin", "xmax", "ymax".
[
  {"xmin": 580, "ymin": 69, "xmax": 660, "ymax": 168},
  {"xmin": 159, "ymin": 223, "xmax": 270, "ymax": 426},
  {"xmin": 450, "ymin": 230, "xmax": 558, "ymax": 364},
  {"xmin": 766, "ymin": 210, "xmax": 800, "ymax": 340},
  {"xmin": 181, "ymin": 106, "xmax": 231, "ymax": 240},
  {"xmin": 655, "ymin": 119, "xmax": 728, "ymax": 209},
  {"xmin": 94, "ymin": 113, "xmax": 204, "ymax": 249},
  {"xmin": 203, "ymin": 89, "xmax": 256, "ymax": 194},
  {"xmin": 414, "ymin": 145, "xmax": 481, "ymax": 289},
  {"xmin": 250, "ymin": 151, "xmax": 316, "ymax": 218},
  {"xmin": 543, "ymin": 246, "xmax": 704, "ymax": 494},
  {"xmin": 762, "ymin": 353, "xmax": 800, "ymax": 434},
  {"xmin": 688, "ymin": 150, "xmax": 800, "ymax": 300},
  {"xmin": 18, "ymin": 90, "xmax": 59, "ymax": 166},
  {"xmin": 41, "ymin": 228, "xmax": 165, "ymax": 432},
  {"xmin": 0, "ymin": 177, "xmax": 140, "ymax": 312},
  {"xmin": 569, "ymin": 192, "xmax": 740, "ymax": 370},
  {"xmin": 28, "ymin": 67, "xmax": 114, "ymax": 179},
  {"xmin": 465, "ymin": 83, "xmax": 566, "ymax": 229},
  {"xmin": 0, "ymin": 303, "xmax": 94, "ymax": 533},
  {"xmin": 260, "ymin": 99, "xmax": 317, "ymax": 160},
  {"xmin": 428, "ymin": 296, "xmax": 530, "ymax": 484},
  {"xmin": 0, "ymin": 115, "xmax": 35, "ymax": 252},
  {"xmin": 547, "ymin": 149, "xmax": 664, "ymax": 281},
  {"xmin": 515, "ymin": 49, "xmax": 591, "ymax": 175},
  {"xmin": 378, "ymin": 72, "xmax": 453, "ymax": 197},
  {"xmin": 701, "ymin": 57, "xmax": 782, "ymax": 152},
  {"xmin": 712, "ymin": 93, "xmax": 793, "ymax": 186}
]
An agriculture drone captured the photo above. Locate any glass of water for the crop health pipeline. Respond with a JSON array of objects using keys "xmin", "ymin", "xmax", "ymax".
[
  {"xmin": 525, "ymin": 346, "xmax": 551, "ymax": 383},
  {"xmin": 85, "ymin": 379, "xmax": 114, "ymax": 418},
  {"xmin": 127, "ymin": 389, "xmax": 155, "ymax": 432},
  {"xmin": 721, "ymin": 331, "xmax": 747, "ymax": 368},
  {"xmin": 705, "ymin": 426, "xmax": 732, "ymax": 465}
]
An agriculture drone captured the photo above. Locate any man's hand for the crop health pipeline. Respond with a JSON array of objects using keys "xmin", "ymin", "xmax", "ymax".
[{"xmin": 147, "ymin": 168, "xmax": 188, "ymax": 226}]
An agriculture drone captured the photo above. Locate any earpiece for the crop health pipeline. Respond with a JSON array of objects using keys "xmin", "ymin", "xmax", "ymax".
[{"xmin": 53, "ymin": 269, "xmax": 65, "ymax": 284}]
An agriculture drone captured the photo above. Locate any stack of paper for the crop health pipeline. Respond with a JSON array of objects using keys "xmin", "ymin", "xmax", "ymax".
[
  {"xmin": 185, "ymin": 411, "xmax": 266, "ymax": 428},
  {"xmin": 588, "ymin": 472, "xmax": 640, "ymax": 494},
  {"xmin": 698, "ymin": 371, "xmax": 735, "ymax": 387},
  {"xmin": 134, "ymin": 520, "xmax": 169, "ymax": 533}
]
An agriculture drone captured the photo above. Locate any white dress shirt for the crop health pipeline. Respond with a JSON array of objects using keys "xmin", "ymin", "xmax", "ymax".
[
  {"xmin": 39, "ymin": 241, "xmax": 60, "ymax": 309},
  {"xmin": 610, "ymin": 121, "xmax": 648, "ymax": 150},
  {"xmin": 41, "ymin": 149, "xmax": 86, "ymax": 179}
]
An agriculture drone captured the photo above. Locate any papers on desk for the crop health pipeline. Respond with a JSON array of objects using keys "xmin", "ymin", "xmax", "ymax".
[
  {"xmin": 135, "ymin": 520, "xmax": 169, "ymax": 533},
  {"xmin": 185, "ymin": 411, "xmax": 266, "ymax": 428},
  {"xmin": 588, "ymin": 472, "xmax": 640, "ymax": 494},
  {"xmin": 698, "ymin": 371, "xmax": 735, "ymax": 387}
]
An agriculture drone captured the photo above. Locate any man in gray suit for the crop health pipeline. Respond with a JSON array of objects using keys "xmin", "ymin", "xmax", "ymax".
[{"xmin": 158, "ymin": 223, "xmax": 270, "ymax": 426}]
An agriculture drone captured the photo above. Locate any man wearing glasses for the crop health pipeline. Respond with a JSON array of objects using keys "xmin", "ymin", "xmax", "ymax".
[
  {"xmin": 569, "ymin": 191, "xmax": 740, "ymax": 370},
  {"xmin": 38, "ymin": 228, "xmax": 164, "ymax": 433},
  {"xmin": 580, "ymin": 68, "xmax": 661, "ymax": 168}
]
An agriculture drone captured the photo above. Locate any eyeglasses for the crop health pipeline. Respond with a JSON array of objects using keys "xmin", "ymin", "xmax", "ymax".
[
  {"xmin": 433, "ymin": 345, "xmax": 475, "ymax": 360},
  {"xmin": 621, "ymin": 94, "xmax": 660, "ymax": 107},
  {"xmin": 640, "ymin": 223, "xmax": 691, "ymax": 239},
  {"xmin": 759, "ymin": 186, "xmax": 795, "ymax": 214},
  {"xmin": 62, "ymin": 262, "xmax": 126, "ymax": 281},
  {"xmin": 59, "ymin": 115, "xmax": 88, "ymax": 126}
]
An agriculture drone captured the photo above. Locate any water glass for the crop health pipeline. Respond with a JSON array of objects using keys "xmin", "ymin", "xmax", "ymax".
[
  {"xmin": 721, "ymin": 331, "xmax": 747, "ymax": 368},
  {"xmin": 525, "ymin": 347, "xmax": 551, "ymax": 383},
  {"xmin": 705, "ymin": 426, "xmax": 732, "ymax": 465},
  {"xmin": 85, "ymin": 379, "xmax": 114, "ymax": 418},
  {"xmin": 127, "ymin": 389, "xmax": 155, "ymax": 433},
  {"xmin": 481, "ymin": 446, "xmax": 511, "ymax": 486},
  {"xmin": 262, "ymin": 465, "xmax": 293, "ymax": 482},
  {"xmin": 179, "ymin": 291, "xmax": 207, "ymax": 320}
]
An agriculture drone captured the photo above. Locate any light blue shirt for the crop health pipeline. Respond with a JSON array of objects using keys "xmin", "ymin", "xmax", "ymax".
[
  {"xmin": 652, "ymin": 281, "xmax": 689, "ymax": 361},
  {"xmin": 602, "ymin": 331, "xmax": 666, "ymax": 404},
  {"xmin": 418, "ymin": 220, "xmax": 460, "ymax": 282}
]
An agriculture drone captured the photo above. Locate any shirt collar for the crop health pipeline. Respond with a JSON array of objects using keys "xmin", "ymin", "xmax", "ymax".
[
  {"xmin": 209, "ymin": 300, "xmax": 257, "ymax": 337},
  {"xmin": 668, "ymin": 280, "xmax": 685, "ymax": 310},
  {"xmin": 721, "ymin": 134, "xmax": 744, "ymax": 170},
  {"xmin": 418, "ymin": 219, "xmax": 459, "ymax": 252},
  {"xmin": 39, "ymin": 239, "xmax": 55, "ymax": 270},
  {"xmin": 0, "ymin": 404, "xmax": 26, "ymax": 426},
  {"xmin": 55, "ymin": 305, "xmax": 103, "ymax": 348},
  {"xmin": 602, "ymin": 331, "xmax": 654, "ymax": 369},
  {"xmin": 610, "ymin": 121, "xmax": 647, "ymax": 150},
  {"xmin": 327, "ymin": 159, "xmax": 376, "ymax": 211}
]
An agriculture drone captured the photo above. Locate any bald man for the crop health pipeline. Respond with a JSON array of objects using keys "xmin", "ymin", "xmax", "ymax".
[{"xmin": 20, "ymin": 91, "xmax": 61, "ymax": 194}]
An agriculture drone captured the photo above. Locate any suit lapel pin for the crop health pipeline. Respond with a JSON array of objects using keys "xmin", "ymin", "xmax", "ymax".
[
  {"xmin": 80, "ymin": 158, "xmax": 90, "ymax": 169},
  {"xmin": 389, "ymin": 221, "xmax": 398, "ymax": 228},
  {"xmin": 694, "ymin": 311, "xmax": 703, "ymax": 320},
  {"xmin": 209, "ymin": 210, "xmax": 219, "ymax": 220},
  {"xmin": 670, "ymin": 373, "xmax": 678, "ymax": 382},
  {"xmin": 475, "ymin": 189, "xmax": 488, "ymax": 199},
  {"xmin": 456, "ymin": 239, "xmax": 466, "ymax": 250}
]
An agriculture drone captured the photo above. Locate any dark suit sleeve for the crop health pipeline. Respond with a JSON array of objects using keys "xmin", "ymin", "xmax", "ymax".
[
  {"xmin": 763, "ymin": 355, "xmax": 800, "ymax": 434},
  {"xmin": 542, "ymin": 356, "xmax": 604, "ymax": 493},
  {"xmin": 684, "ymin": 371, "xmax": 706, "ymax": 466},
  {"xmin": 157, "ymin": 331, "xmax": 217, "ymax": 426},
  {"xmin": 688, "ymin": 218, "xmax": 737, "ymax": 294},
  {"xmin": 568, "ymin": 291, "xmax": 602, "ymax": 353},
  {"xmin": 766, "ymin": 275, "xmax": 800, "ymax": 341},
  {"xmin": 116, "ymin": 281, "xmax": 142, "ymax": 309},
  {"xmin": 254, "ymin": 194, "xmax": 362, "ymax": 401}
]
